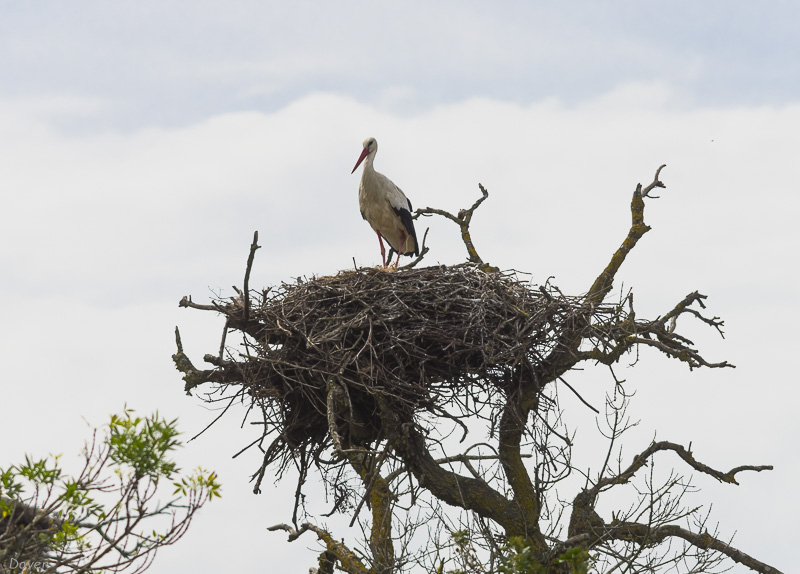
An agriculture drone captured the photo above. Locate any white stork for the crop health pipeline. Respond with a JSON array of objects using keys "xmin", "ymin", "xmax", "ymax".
[{"xmin": 351, "ymin": 137, "xmax": 419, "ymax": 268}]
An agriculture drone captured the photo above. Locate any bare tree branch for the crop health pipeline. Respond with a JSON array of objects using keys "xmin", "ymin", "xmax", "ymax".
[
  {"xmin": 593, "ymin": 441, "xmax": 772, "ymax": 492},
  {"xmin": 604, "ymin": 521, "xmax": 784, "ymax": 574},
  {"xmin": 415, "ymin": 184, "xmax": 497, "ymax": 272},
  {"xmin": 243, "ymin": 231, "xmax": 260, "ymax": 322},
  {"xmin": 267, "ymin": 523, "xmax": 371, "ymax": 574},
  {"xmin": 587, "ymin": 164, "xmax": 666, "ymax": 305}
]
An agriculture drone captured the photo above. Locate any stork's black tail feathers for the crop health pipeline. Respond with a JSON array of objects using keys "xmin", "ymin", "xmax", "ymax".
[{"xmin": 394, "ymin": 206, "xmax": 420, "ymax": 256}]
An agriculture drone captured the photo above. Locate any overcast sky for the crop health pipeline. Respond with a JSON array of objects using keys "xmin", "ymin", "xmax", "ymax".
[{"xmin": 1, "ymin": 2, "xmax": 797, "ymax": 573}]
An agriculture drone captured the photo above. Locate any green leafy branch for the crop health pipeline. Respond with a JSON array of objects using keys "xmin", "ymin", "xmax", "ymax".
[{"xmin": 0, "ymin": 409, "xmax": 221, "ymax": 574}]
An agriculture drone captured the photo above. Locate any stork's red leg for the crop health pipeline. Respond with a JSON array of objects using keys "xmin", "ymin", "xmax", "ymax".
[
  {"xmin": 376, "ymin": 231, "xmax": 387, "ymax": 267},
  {"xmin": 393, "ymin": 231, "xmax": 408, "ymax": 269}
]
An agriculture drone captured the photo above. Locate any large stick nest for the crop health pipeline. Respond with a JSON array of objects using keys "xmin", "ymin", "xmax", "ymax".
[{"xmin": 187, "ymin": 265, "xmax": 603, "ymax": 471}]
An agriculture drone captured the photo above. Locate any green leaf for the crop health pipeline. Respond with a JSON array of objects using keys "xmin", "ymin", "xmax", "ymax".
[{"xmin": 108, "ymin": 410, "xmax": 182, "ymax": 480}]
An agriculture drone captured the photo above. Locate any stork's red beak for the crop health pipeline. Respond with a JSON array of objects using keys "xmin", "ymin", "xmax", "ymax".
[{"xmin": 351, "ymin": 147, "xmax": 370, "ymax": 174}]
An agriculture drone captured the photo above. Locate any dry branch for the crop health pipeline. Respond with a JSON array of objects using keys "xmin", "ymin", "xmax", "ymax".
[
  {"xmin": 587, "ymin": 164, "xmax": 666, "ymax": 304},
  {"xmin": 561, "ymin": 432, "xmax": 778, "ymax": 573},
  {"xmin": 415, "ymin": 184, "xmax": 497, "ymax": 272},
  {"xmin": 243, "ymin": 230, "xmax": 260, "ymax": 321},
  {"xmin": 268, "ymin": 522, "xmax": 371, "ymax": 574},
  {"xmin": 591, "ymin": 440, "xmax": 773, "ymax": 492},
  {"xmin": 604, "ymin": 522, "xmax": 784, "ymax": 574}
]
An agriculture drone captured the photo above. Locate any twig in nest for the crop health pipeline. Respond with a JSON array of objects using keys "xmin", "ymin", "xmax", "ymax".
[{"xmin": 397, "ymin": 227, "xmax": 430, "ymax": 270}]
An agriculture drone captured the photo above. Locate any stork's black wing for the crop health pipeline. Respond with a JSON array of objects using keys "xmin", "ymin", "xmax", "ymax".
[{"xmin": 393, "ymin": 204, "xmax": 420, "ymax": 256}]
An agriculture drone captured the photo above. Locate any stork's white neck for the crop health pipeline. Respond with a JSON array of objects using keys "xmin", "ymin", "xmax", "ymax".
[{"xmin": 360, "ymin": 151, "xmax": 377, "ymax": 181}]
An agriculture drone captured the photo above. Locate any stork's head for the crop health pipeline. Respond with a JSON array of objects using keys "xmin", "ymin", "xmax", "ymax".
[{"xmin": 351, "ymin": 137, "xmax": 377, "ymax": 174}]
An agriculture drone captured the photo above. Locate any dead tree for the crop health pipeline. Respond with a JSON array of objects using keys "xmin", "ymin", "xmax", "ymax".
[{"xmin": 173, "ymin": 168, "xmax": 780, "ymax": 574}]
